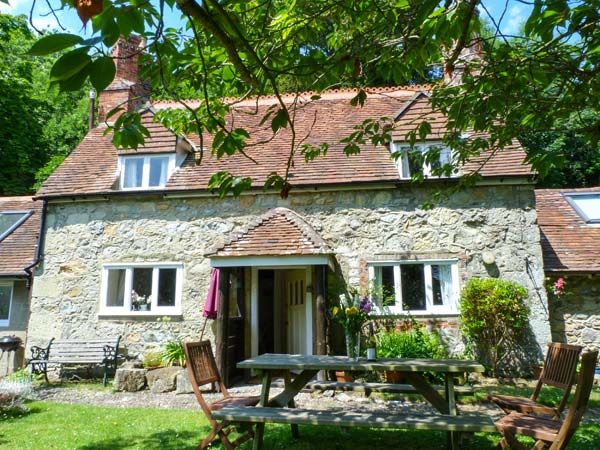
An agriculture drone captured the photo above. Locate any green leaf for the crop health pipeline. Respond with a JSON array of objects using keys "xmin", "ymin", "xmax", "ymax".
[
  {"xmin": 102, "ymin": 18, "xmax": 121, "ymax": 47},
  {"xmin": 57, "ymin": 65, "xmax": 90, "ymax": 92},
  {"xmin": 271, "ymin": 108, "xmax": 289, "ymax": 133},
  {"xmin": 89, "ymin": 56, "xmax": 116, "ymax": 92},
  {"xmin": 28, "ymin": 33, "xmax": 83, "ymax": 56},
  {"xmin": 50, "ymin": 48, "xmax": 92, "ymax": 81}
]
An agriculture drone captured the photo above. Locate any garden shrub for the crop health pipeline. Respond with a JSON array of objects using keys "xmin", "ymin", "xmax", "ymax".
[
  {"xmin": 162, "ymin": 340, "xmax": 186, "ymax": 367},
  {"xmin": 142, "ymin": 349, "xmax": 163, "ymax": 368},
  {"xmin": 376, "ymin": 324, "xmax": 447, "ymax": 360},
  {"xmin": 460, "ymin": 277, "xmax": 530, "ymax": 377},
  {"xmin": 0, "ymin": 371, "xmax": 33, "ymax": 408}
]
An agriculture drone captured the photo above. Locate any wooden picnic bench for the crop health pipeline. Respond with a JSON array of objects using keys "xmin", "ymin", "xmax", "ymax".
[
  {"xmin": 271, "ymin": 380, "xmax": 475, "ymax": 396},
  {"xmin": 28, "ymin": 337, "xmax": 121, "ymax": 386},
  {"xmin": 212, "ymin": 405, "xmax": 496, "ymax": 432},
  {"xmin": 235, "ymin": 354, "xmax": 487, "ymax": 450}
]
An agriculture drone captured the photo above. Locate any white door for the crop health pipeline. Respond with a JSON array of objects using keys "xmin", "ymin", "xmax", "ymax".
[{"xmin": 285, "ymin": 269, "xmax": 307, "ymax": 354}]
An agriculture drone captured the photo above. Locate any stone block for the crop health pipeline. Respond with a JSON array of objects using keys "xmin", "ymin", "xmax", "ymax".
[
  {"xmin": 114, "ymin": 368, "xmax": 147, "ymax": 392},
  {"xmin": 146, "ymin": 366, "xmax": 181, "ymax": 393},
  {"xmin": 175, "ymin": 368, "xmax": 193, "ymax": 394}
]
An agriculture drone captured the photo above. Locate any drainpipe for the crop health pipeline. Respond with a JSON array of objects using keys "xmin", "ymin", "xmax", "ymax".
[
  {"xmin": 88, "ymin": 89, "xmax": 96, "ymax": 130},
  {"xmin": 23, "ymin": 199, "xmax": 47, "ymax": 289}
]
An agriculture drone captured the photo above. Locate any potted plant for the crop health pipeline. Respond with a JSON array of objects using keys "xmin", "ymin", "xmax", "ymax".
[{"xmin": 131, "ymin": 290, "xmax": 150, "ymax": 311}]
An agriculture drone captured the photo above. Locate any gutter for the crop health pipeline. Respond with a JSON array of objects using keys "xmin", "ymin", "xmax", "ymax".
[{"xmin": 23, "ymin": 199, "xmax": 47, "ymax": 289}]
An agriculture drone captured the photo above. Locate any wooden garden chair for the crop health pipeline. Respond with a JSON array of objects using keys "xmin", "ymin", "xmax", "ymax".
[
  {"xmin": 489, "ymin": 343, "xmax": 583, "ymax": 419},
  {"xmin": 184, "ymin": 341, "xmax": 260, "ymax": 450},
  {"xmin": 495, "ymin": 350, "xmax": 598, "ymax": 450}
]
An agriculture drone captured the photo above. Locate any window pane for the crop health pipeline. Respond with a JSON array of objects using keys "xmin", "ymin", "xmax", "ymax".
[
  {"xmin": 0, "ymin": 212, "xmax": 28, "ymax": 239},
  {"xmin": 132, "ymin": 268, "xmax": 153, "ymax": 300},
  {"xmin": 149, "ymin": 156, "xmax": 169, "ymax": 187},
  {"xmin": 431, "ymin": 264, "xmax": 453, "ymax": 306},
  {"xmin": 0, "ymin": 285, "xmax": 11, "ymax": 321},
  {"xmin": 569, "ymin": 195, "xmax": 600, "ymax": 222},
  {"xmin": 106, "ymin": 269, "xmax": 125, "ymax": 307},
  {"xmin": 407, "ymin": 149, "xmax": 423, "ymax": 177},
  {"xmin": 158, "ymin": 268, "xmax": 177, "ymax": 306},
  {"xmin": 401, "ymin": 264, "xmax": 426, "ymax": 310},
  {"xmin": 123, "ymin": 158, "xmax": 144, "ymax": 188}
]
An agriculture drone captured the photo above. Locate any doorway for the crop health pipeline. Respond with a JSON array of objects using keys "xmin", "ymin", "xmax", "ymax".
[{"xmin": 252, "ymin": 267, "xmax": 313, "ymax": 357}]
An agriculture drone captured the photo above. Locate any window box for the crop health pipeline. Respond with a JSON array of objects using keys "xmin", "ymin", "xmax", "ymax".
[
  {"xmin": 368, "ymin": 260, "xmax": 460, "ymax": 316},
  {"xmin": 0, "ymin": 282, "xmax": 13, "ymax": 327},
  {"xmin": 100, "ymin": 263, "xmax": 183, "ymax": 316}
]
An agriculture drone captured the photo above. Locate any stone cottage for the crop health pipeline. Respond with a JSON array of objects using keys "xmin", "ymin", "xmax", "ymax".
[
  {"xmin": 27, "ymin": 39, "xmax": 552, "ymax": 382},
  {"xmin": 0, "ymin": 196, "xmax": 43, "ymax": 374},
  {"xmin": 536, "ymin": 187, "xmax": 600, "ymax": 350}
]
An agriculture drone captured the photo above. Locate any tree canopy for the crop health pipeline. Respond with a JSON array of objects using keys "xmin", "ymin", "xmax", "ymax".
[
  {"xmin": 17, "ymin": 1, "xmax": 600, "ymax": 194},
  {"xmin": 0, "ymin": 13, "xmax": 88, "ymax": 195}
]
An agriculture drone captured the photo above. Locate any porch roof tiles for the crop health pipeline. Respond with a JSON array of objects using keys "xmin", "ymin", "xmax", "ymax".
[
  {"xmin": 207, "ymin": 208, "xmax": 331, "ymax": 257},
  {"xmin": 0, "ymin": 196, "xmax": 43, "ymax": 277},
  {"xmin": 535, "ymin": 187, "xmax": 600, "ymax": 273}
]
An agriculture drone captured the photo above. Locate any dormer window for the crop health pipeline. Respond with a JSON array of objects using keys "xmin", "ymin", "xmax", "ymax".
[
  {"xmin": 119, "ymin": 154, "xmax": 176, "ymax": 190},
  {"xmin": 564, "ymin": 193, "xmax": 600, "ymax": 224},
  {"xmin": 391, "ymin": 142, "xmax": 453, "ymax": 179}
]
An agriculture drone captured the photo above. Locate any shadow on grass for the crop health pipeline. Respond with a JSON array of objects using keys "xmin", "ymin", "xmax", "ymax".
[{"xmin": 76, "ymin": 430, "xmax": 200, "ymax": 450}]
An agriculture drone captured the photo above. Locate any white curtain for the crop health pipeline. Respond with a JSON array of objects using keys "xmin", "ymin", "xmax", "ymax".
[
  {"xmin": 123, "ymin": 158, "xmax": 143, "ymax": 188},
  {"xmin": 438, "ymin": 265, "xmax": 453, "ymax": 305}
]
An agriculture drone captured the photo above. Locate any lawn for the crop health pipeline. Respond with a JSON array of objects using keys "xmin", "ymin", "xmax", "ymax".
[{"xmin": 1, "ymin": 399, "xmax": 600, "ymax": 450}]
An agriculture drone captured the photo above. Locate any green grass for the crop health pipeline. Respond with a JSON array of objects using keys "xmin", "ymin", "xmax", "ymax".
[{"xmin": 1, "ymin": 400, "xmax": 599, "ymax": 450}]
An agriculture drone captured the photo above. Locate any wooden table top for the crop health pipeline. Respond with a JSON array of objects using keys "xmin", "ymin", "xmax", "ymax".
[{"xmin": 238, "ymin": 354, "xmax": 485, "ymax": 373}]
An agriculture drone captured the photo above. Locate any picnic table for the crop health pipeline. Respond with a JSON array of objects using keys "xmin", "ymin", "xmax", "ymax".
[{"xmin": 213, "ymin": 354, "xmax": 491, "ymax": 450}]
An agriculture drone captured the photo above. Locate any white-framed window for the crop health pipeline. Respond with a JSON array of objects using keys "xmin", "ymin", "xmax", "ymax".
[
  {"xmin": 100, "ymin": 263, "xmax": 183, "ymax": 316},
  {"xmin": 118, "ymin": 154, "xmax": 176, "ymax": 190},
  {"xmin": 564, "ymin": 193, "xmax": 600, "ymax": 224},
  {"xmin": 391, "ymin": 142, "xmax": 454, "ymax": 179},
  {"xmin": 368, "ymin": 260, "xmax": 460, "ymax": 315},
  {"xmin": 0, "ymin": 282, "xmax": 14, "ymax": 326}
]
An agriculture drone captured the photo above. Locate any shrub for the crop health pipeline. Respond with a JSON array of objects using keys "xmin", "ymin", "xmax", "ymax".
[
  {"xmin": 0, "ymin": 375, "xmax": 32, "ymax": 408},
  {"xmin": 460, "ymin": 277, "xmax": 530, "ymax": 377},
  {"xmin": 162, "ymin": 340, "xmax": 186, "ymax": 367},
  {"xmin": 376, "ymin": 324, "xmax": 447, "ymax": 360},
  {"xmin": 142, "ymin": 350, "xmax": 163, "ymax": 369}
]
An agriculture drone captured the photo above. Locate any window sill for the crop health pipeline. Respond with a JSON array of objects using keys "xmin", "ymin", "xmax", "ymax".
[
  {"xmin": 98, "ymin": 311, "xmax": 182, "ymax": 319},
  {"xmin": 371, "ymin": 307, "xmax": 459, "ymax": 317}
]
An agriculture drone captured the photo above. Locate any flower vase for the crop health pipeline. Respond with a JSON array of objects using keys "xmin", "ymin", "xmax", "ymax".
[{"xmin": 345, "ymin": 328, "xmax": 360, "ymax": 360}]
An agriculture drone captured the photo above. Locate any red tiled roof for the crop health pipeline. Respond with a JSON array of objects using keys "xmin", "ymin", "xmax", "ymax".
[
  {"xmin": 535, "ymin": 187, "xmax": 600, "ymax": 272},
  {"xmin": 37, "ymin": 87, "xmax": 532, "ymax": 198},
  {"xmin": 207, "ymin": 207, "xmax": 331, "ymax": 257},
  {"xmin": 0, "ymin": 197, "xmax": 43, "ymax": 277}
]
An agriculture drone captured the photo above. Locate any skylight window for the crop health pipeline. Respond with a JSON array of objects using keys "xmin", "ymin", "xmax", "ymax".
[
  {"xmin": 565, "ymin": 193, "xmax": 600, "ymax": 224},
  {"xmin": 0, "ymin": 211, "xmax": 32, "ymax": 242},
  {"xmin": 119, "ymin": 154, "xmax": 176, "ymax": 190}
]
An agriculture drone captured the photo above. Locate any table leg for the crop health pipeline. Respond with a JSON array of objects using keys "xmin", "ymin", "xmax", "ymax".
[
  {"xmin": 445, "ymin": 373, "xmax": 460, "ymax": 450},
  {"xmin": 252, "ymin": 370, "xmax": 272, "ymax": 450},
  {"xmin": 284, "ymin": 370, "xmax": 300, "ymax": 439}
]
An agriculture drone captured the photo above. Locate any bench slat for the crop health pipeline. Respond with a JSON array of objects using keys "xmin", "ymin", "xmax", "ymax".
[
  {"xmin": 271, "ymin": 380, "xmax": 474, "ymax": 395},
  {"xmin": 212, "ymin": 406, "xmax": 497, "ymax": 433}
]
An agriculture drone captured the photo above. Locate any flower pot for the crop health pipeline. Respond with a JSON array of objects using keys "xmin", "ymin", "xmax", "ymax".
[
  {"xmin": 532, "ymin": 364, "xmax": 543, "ymax": 379},
  {"xmin": 335, "ymin": 371, "xmax": 354, "ymax": 382},
  {"xmin": 385, "ymin": 370, "xmax": 406, "ymax": 384},
  {"xmin": 139, "ymin": 304, "xmax": 150, "ymax": 311}
]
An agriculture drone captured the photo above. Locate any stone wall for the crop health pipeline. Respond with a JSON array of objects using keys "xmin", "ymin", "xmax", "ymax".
[
  {"xmin": 0, "ymin": 280, "xmax": 29, "ymax": 374},
  {"xmin": 28, "ymin": 184, "xmax": 551, "ymax": 364},
  {"xmin": 549, "ymin": 274, "xmax": 600, "ymax": 351}
]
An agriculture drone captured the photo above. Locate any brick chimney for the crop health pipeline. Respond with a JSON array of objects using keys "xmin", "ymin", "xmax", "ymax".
[
  {"xmin": 443, "ymin": 38, "xmax": 484, "ymax": 86},
  {"xmin": 97, "ymin": 35, "xmax": 147, "ymax": 123}
]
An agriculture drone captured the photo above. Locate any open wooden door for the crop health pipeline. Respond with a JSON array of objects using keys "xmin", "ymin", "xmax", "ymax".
[{"xmin": 284, "ymin": 269, "xmax": 307, "ymax": 354}]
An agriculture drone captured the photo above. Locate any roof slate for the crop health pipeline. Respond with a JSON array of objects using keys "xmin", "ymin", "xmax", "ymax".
[
  {"xmin": 535, "ymin": 187, "xmax": 600, "ymax": 272},
  {"xmin": 207, "ymin": 207, "xmax": 331, "ymax": 257},
  {"xmin": 37, "ymin": 87, "xmax": 532, "ymax": 198},
  {"xmin": 0, "ymin": 197, "xmax": 43, "ymax": 277}
]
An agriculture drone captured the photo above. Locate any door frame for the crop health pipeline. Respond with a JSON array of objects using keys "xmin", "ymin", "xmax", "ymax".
[{"xmin": 251, "ymin": 265, "xmax": 313, "ymax": 357}]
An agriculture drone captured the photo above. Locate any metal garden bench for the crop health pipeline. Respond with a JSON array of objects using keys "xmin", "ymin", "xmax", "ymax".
[{"xmin": 28, "ymin": 337, "xmax": 121, "ymax": 386}]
